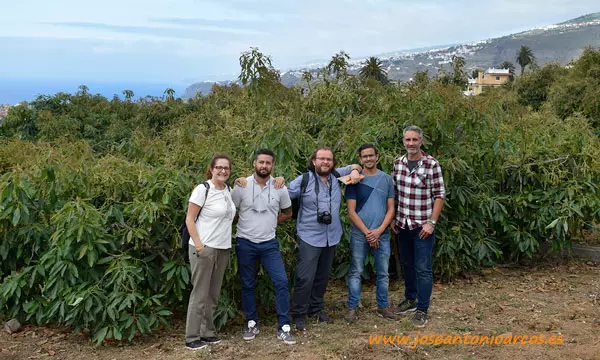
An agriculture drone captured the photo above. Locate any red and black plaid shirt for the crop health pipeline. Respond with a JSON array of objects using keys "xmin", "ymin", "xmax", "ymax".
[{"xmin": 393, "ymin": 152, "xmax": 446, "ymax": 230}]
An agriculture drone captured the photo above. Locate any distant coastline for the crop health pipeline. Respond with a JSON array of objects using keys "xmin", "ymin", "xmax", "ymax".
[{"xmin": 0, "ymin": 78, "xmax": 185, "ymax": 105}]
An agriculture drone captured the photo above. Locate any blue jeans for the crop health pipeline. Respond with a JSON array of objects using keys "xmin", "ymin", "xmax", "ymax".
[
  {"xmin": 397, "ymin": 227, "xmax": 434, "ymax": 312},
  {"xmin": 347, "ymin": 231, "xmax": 391, "ymax": 309},
  {"xmin": 236, "ymin": 238, "xmax": 290, "ymax": 329}
]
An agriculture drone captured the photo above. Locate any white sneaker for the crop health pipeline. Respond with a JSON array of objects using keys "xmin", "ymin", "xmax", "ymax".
[
  {"xmin": 277, "ymin": 324, "xmax": 296, "ymax": 345},
  {"xmin": 243, "ymin": 320, "xmax": 260, "ymax": 340}
]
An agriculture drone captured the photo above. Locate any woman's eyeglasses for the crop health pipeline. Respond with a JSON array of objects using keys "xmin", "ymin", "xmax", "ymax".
[{"xmin": 214, "ymin": 166, "xmax": 231, "ymax": 171}]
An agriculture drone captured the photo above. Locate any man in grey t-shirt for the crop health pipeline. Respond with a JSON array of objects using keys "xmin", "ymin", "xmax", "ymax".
[{"xmin": 231, "ymin": 149, "xmax": 295, "ymax": 345}]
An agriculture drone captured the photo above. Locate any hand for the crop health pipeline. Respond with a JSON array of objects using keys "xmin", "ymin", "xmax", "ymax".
[
  {"xmin": 234, "ymin": 177, "xmax": 248, "ymax": 187},
  {"xmin": 419, "ymin": 223, "xmax": 435, "ymax": 239},
  {"xmin": 366, "ymin": 228, "xmax": 383, "ymax": 244},
  {"xmin": 194, "ymin": 243, "xmax": 205, "ymax": 257},
  {"xmin": 273, "ymin": 177, "xmax": 285, "ymax": 189},
  {"xmin": 368, "ymin": 237, "xmax": 379, "ymax": 249},
  {"xmin": 391, "ymin": 219, "xmax": 398, "ymax": 233},
  {"xmin": 348, "ymin": 169, "xmax": 362, "ymax": 184}
]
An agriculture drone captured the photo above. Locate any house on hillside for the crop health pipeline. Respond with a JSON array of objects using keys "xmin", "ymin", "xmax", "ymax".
[{"xmin": 468, "ymin": 68, "xmax": 511, "ymax": 95}]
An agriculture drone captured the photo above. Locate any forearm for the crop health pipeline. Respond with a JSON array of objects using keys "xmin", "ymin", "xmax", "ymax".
[
  {"xmin": 277, "ymin": 208, "xmax": 292, "ymax": 224},
  {"xmin": 186, "ymin": 217, "xmax": 203, "ymax": 247},
  {"xmin": 277, "ymin": 212, "xmax": 292, "ymax": 224},
  {"xmin": 430, "ymin": 198, "xmax": 444, "ymax": 222},
  {"xmin": 378, "ymin": 207, "xmax": 396, "ymax": 232},
  {"xmin": 348, "ymin": 211, "xmax": 370, "ymax": 234},
  {"xmin": 349, "ymin": 164, "xmax": 362, "ymax": 172}
]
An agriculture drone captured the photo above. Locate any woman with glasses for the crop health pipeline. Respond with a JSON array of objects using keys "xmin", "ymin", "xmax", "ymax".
[{"xmin": 184, "ymin": 154, "xmax": 236, "ymax": 351}]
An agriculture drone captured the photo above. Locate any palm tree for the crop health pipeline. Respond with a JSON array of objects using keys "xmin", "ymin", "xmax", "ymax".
[
  {"xmin": 498, "ymin": 61, "xmax": 516, "ymax": 80},
  {"xmin": 516, "ymin": 46, "xmax": 535, "ymax": 75},
  {"xmin": 164, "ymin": 88, "xmax": 175, "ymax": 101},
  {"xmin": 122, "ymin": 90, "xmax": 134, "ymax": 102},
  {"xmin": 359, "ymin": 57, "xmax": 388, "ymax": 85}
]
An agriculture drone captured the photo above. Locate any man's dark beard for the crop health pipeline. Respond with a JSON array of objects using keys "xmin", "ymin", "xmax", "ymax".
[
  {"xmin": 255, "ymin": 169, "xmax": 271, "ymax": 179},
  {"xmin": 315, "ymin": 167, "xmax": 331, "ymax": 176}
]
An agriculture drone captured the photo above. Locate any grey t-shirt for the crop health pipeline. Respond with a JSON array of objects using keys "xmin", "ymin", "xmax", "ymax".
[
  {"xmin": 232, "ymin": 175, "xmax": 292, "ymax": 243},
  {"xmin": 407, "ymin": 159, "xmax": 419, "ymax": 172}
]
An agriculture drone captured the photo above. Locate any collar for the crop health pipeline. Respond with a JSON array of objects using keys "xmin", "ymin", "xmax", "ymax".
[
  {"xmin": 400, "ymin": 151, "xmax": 430, "ymax": 164},
  {"xmin": 251, "ymin": 174, "xmax": 273, "ymax": 187}
]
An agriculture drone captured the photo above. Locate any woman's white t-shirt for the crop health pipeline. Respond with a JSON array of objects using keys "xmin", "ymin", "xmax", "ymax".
[{"xmin": 188, "ymin": 180, "xmax": 235, "ymax": 249}]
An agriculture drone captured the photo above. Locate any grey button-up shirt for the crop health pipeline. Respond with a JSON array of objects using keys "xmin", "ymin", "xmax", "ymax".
[{"xmin": 288, "ymin": 166, "xmax": 351, "ymax": 247}]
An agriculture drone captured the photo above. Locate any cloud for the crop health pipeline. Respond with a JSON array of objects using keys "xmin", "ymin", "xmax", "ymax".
[
  {"xmin": 150, "ymin": 17, "xmax": 265, "ymax": 28},
  {"xmin": 48, "ymin": 21, "xmax": 271, "ymax": 38},
  {"xmin": 2, "ymin": 0, "xmax": 600, "ymax": 86}
]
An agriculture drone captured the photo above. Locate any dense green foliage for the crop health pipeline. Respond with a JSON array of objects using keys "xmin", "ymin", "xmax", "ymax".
[{"xmin": 1, "ymin": 47, "xmax": 600, "ymax": 344}]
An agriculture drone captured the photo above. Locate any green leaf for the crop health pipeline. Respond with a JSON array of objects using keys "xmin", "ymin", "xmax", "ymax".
[
  {"xmin": 69, "ymin": 297, "xmax": 84, "ymax": 306},
  {"xmin": 180, "ymin": 266, "xmax": 189, "ymax": 284},
  {"xmin": 113, "ymin": 326, "xmax": 122, "ymax": 341},
  {"xmin": 545, "ymin": 218, "xmax": 559, "ymax": 230},
  {"xmin": 94, "ymin": 327, "xmax": 109, "ymax": 345},
  {"xmin": 156, "ymin": 309, "xmax": 172, "ymax": 316},
  {"xmin": 161, "ymin": 261, "xmax": 176, "ymax": 273},
  {"xmin": 11, "ymin": 207, "xmax": 21, "ymax": 226},
  {"xmin": 107, "ymin": 306, "xmax": 115, "ymax": 321},
  {"xmin": 77, "ymin": 245, "xmax": 87, "ymax": 260}
]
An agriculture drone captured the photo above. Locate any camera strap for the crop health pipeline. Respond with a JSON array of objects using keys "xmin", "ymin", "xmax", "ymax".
[{"xmin": 313, "ymin": 171, "xmax": 332, "ymax": 215}]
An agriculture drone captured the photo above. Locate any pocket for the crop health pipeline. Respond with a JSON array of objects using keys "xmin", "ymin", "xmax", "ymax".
[
  {"xmin": 192, "ymin": 245, "xmax": 212, "ymax": 260},
  {"xmin": 413, "ymin": 173, "xmax": 427, "ymax": 188}
]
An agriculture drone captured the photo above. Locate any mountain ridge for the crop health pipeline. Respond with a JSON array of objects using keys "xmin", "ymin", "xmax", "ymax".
[{"xmin": 183, "ymin": 12, "xmax": 600, "ymax": 97}]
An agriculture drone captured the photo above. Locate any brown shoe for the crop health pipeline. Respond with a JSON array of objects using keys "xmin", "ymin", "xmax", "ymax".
[
  {"xmin": 344, "ymin": 308, "xmax": 358, "ymax": 323},
  {"xmin": 377, "ymin": 307, "xmax": 401, "ymax": 321}
]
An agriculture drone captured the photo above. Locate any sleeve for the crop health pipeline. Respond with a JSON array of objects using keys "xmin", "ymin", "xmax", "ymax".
[
  {"xmin": 279, "ymin": 186, "xmax": 292, "ymax": 209},
  {"xmin": 392, "ymin": 160, "xmax": 400, "ymax": 208},
  {"xmin": 386, "ymin": 175, "xmax": 395, "ymax": 199},
  {"xmin": 288, "ymin": 174, "xmax": 303, "ymax": 200},
  {"xmin": 430, "ymin": 161, "xmax": 446, "ymax": 199},
  {"xmin": 336, "ymin": 165, "xmax": 352, "ymax": 177},
  {"xmin": 189, "ymin": 184, "xmax": 208, "ymax": 206},
  {"xmin": 231, "ymin": 185, "xmax": 243, "ymax": 208},
  {"xmin": 345, "ymin": 183, "xmax": 357, "ymax": 200}
]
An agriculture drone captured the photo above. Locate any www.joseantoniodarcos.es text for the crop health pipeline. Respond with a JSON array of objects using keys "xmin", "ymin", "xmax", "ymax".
[{"xmin": 369, "ymin": 332, "xmax": 564, "ymax": 348}]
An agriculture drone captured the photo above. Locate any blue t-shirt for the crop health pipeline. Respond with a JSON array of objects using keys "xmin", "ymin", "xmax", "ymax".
[{"xmin": 345, "ymin": 170, "xmax": 395, "ymax": 238}]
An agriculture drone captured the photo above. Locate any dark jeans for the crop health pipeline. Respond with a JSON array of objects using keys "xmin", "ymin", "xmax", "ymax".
[
  {"xmin": 397, "ymin": 227, "xmax": 434, "ymax": 312},
  {"xmin": 236, "ymin": 237, "xmax": 290, "ymax": 329},
  {"xmin": 291, "ymin": 237, "xmax": 336, "ymax": 318}
]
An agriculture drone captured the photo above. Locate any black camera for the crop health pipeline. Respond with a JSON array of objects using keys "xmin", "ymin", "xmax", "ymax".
[{"xmin": 317, "ymin": 211, "xmax": 332, "ymax": 224}]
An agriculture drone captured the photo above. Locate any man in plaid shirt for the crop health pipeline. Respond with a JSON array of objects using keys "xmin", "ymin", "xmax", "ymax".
[{"xmin": 392, "ymin": 125, "xmax": 445, "ymax": 328}]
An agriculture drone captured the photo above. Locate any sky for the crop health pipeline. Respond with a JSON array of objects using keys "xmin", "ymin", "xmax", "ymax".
[{"xmin": 0, "ymin": 0, "xmax": 599, "ymax": 87}]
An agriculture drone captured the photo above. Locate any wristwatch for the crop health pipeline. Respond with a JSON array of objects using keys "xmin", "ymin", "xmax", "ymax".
[{"xmin": 426, "ymin": 219, "xmax": 437, "ymax": 226}]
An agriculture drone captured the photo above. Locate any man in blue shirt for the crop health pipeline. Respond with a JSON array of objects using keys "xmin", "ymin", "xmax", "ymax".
[
  {"xmin": 344, "ymin": 144, "xmax": 399, "ymax": 323},
  {"xmin": 288, "ymin": 147, "xmax": 362, "ymax": 331}
]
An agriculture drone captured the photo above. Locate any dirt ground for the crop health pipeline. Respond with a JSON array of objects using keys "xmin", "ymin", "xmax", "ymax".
[{"xmin": 2, "ymin": 259, "xmax": 600, "ymax": 360}]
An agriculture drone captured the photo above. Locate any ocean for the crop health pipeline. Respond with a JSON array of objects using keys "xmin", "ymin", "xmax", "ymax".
[{"xmin": 0, "ymin": 78, "xmax": 186, "ymax": 105}]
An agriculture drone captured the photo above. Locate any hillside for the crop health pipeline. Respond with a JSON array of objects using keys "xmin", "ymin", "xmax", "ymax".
[{"xmin": 184, "ymin": 12, "xmax": 600, "ymax": 96}]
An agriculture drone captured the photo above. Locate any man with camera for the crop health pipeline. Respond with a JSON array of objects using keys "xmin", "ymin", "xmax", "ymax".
[{"xmin": 288, "ymin": 147, "xmax": 362, "ymax": 331}]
